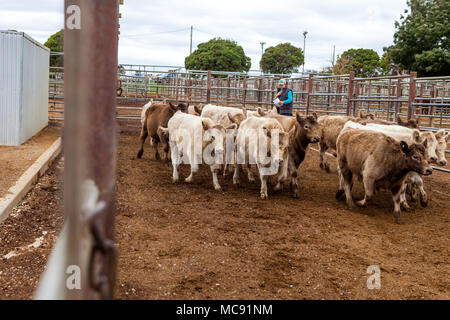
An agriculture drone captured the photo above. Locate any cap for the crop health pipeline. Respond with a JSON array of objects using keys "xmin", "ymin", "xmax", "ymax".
[{"xmin": 279, "ymin": 79, "xmax": 286, "ymax": 85}]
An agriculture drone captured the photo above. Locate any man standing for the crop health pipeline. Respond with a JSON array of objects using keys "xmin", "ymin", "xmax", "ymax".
[{"xmin": 275, "ymin": 79, "xmax": 293, "ymax": 116}]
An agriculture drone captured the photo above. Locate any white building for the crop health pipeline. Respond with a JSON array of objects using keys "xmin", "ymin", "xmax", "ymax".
[{"xmin": 0, "ymin": 31, "xmax": 50, "ymax": 146}]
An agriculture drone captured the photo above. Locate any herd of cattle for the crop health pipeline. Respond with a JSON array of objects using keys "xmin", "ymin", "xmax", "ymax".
[{"xmin": 137, "ymin": 99, "xmax": 449, "ymax": 224}]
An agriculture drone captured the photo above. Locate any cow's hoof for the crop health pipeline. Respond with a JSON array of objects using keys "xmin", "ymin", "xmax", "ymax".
[
  {"xmin": 292, "ymin": 191, "xmax": 299, "ymax": 198},
  {"xmin": 137, "ymin": 150, "xmax": 143, "ymax": 159},
  {"xmin": 185, "ymin": 177, "xmax": 194, "ymax": 183},
  {"xmin": 273, "ymin": 183, "xmax": 282, "ymax": 191},
  {"xmin": 260, "ymin": 193, "xmax": 268, "ymax": 200},
  {"xmin": 172, "ymin": 178, "xmax": 179, "ymax": 183},
  {"xmin": 233, "ymin": 178, "xmax": 240, "ymax": 185},
  {"xmin": 155, "ymin": 153, "xmax": 161, "ymax": 160},
  {"xmin": 355, "ymin": 200, "xmax": 367, "ymax": 207},
  {"xmin": 394, "ymin": 216, "xmax": 404, "ymax": 225},
  {"xmin": 420, "ymin": 195, "xmax": 428, "ymax": 207},
  {"xmin": 400, "ymin": 201, "xmax": 410, "ymax": 211},
  {"xmin": 336, "ymin": 189, "xmax": 345, "ymax": 200},
  {"xmin": 214, "ymin": 186, "xmax": 222, "ymax": 191}
]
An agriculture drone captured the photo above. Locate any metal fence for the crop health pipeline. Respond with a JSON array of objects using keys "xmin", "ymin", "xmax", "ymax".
[{"xmin": 48, "ymin": 66, "xmax": 450, "ymax": 130}]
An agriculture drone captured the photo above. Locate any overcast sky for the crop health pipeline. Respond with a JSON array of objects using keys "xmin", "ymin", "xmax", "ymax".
[{"xmin": 0, "ymin": 0, "xmax": 409, "ymax": 71}]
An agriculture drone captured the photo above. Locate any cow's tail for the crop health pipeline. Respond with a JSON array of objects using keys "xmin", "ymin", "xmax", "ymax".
[{"xmin": 140, "ymin": 99, "xmax": 153, "ymax": 126}]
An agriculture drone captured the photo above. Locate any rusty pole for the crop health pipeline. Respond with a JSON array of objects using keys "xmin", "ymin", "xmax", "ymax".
[
  {"xmin": 65, "ymin": 0, "xmax": 118, "ymax": 299},
  {"xmin": 346, "ymin": 71, "xmax": 355, "ymax": 116},
  {"xmin": 206, "ymin": 70, "xmax": 212, "ymax": 104},
  {"xmin": 306, "ymin": 74, "xmax": 313, "ymax": 115},
  {"xmin": 408, "ymin": 72, "xmax": 417, "ymax": 120}
]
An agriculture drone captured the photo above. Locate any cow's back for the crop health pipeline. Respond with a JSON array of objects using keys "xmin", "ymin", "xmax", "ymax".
[{"xmin": 318, "ymin": 115, "xmax": 353, "ymax": 149}]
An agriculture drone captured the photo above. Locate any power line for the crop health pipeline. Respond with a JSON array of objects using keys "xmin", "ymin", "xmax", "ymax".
[{"xmin": 121, "ymin": 27, "xmax": 190, "ymax": 39}]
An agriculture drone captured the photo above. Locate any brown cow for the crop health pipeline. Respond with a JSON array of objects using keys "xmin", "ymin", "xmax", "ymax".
[
  {"xmin": 137, "ymin": 102, "xmax": 187, "ymax": 160},
  {"xmin": 336, "ymin": 129, "xmax": 432, "ymax": 224},
  {"xmin": 318, "ymin": 114, "xmax": 420, "ymax": 172}
]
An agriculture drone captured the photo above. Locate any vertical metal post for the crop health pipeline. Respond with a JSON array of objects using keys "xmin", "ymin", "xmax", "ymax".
[
  {"xmin": 346, "ymin": 71, "xmax": 355, "ymax": 116},
  {"xmin": 243, "ymin": 76, "xmax": 247, "ymax": 108},
  {"xmin": 429, "ymin": 84, "xmax": 436, "ymax": 127},
  {"xmin": 306, "ymin": 74, "xmax": 313, "ymax": 115},
  {"xmin": 408, "ymin": 72, "xmax": 417, "ymax": 120},
  {"xmin": 206, "ymin": 70, "xmax": 211, "ymax": 104},
  {"xmin": 395, "ymin": 78, "xmax": 402, "ymax": 119}
]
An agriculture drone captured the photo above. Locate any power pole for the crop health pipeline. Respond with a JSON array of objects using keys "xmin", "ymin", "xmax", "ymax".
[
  {"xmin": 190, "ymin": 25, "xmax": 193, "ymax": 55},
  {"xmin": 332, "ymin": 45, "xmax": 336, "ymax": 70},
  {"xmin": 302, "ymin": 31, "xmax": 308, "ymax": 74},
  {"xmin": 260, "ymin": 42, "xmax": 266, "ymax": 74}
]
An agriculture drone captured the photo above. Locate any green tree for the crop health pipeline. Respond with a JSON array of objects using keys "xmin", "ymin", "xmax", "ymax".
[
  {"xmin": 380, "ymin": 46, "xmax": 401, "ymax": 75},
  {"xmin": 390, "ymin": 0, "xmax": 450, "ymax": 76},
  {"xmin": 260, "ymin": 43, "xmax": 304, "ymax": 74},
  {"xmin": 333, "ymin": 48, "xmax": 381, "ymax": 77},
  {"xmin": 185, "ymin": 38, "xmax": 251, "ymax": 72},
  {"xmin": 44, "ymin": 29, "xmax": 64, "ymax": 67}
]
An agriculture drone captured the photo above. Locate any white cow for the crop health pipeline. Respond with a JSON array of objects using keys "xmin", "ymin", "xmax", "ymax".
[
  {"xmin": 201, "ymin": 104, "xmax": 247, "ymax": 127},
  {"xmin": 159, "ymin": 112, "xmax": 236, "ymax": 191},
  {"xmin": 233, "ymin": 117, "xmax": 292, "ymax": 199}
]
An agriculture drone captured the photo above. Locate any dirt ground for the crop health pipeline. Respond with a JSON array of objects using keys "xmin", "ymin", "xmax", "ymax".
[
  {"xmin": 0, "ymin": 126, "xmax": 60, "ymax": 198},
  {"xmin": 0, "ymin": 131, "xmax": 448, "ymax": 300}
]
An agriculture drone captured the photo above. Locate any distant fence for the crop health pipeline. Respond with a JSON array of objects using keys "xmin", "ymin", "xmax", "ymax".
[{"xmin": 48, "ymin": 65, "xmax": 450, "ymax": 130}]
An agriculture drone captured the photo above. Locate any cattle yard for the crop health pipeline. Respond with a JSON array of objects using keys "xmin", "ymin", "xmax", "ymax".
[{"xmin": 49, "ymin": 66, "xmax": 450, "ymax": 130}]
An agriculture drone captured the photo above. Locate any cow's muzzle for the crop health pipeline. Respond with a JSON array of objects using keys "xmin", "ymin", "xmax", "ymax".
[
  {"xmin": 310, "ymin": 137, "xmax": 320, "ymax": 143},
  {"xmin": 439, "ymin": 160, "xmax": 448, "ymax": 166},
  {"xmin": 423, "ymin": 168, "xmax": 433, "ymax": 176}
]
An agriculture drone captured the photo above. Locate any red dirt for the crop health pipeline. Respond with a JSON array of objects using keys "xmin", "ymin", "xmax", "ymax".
[
  {"xmin": 0, "ymin": 131, "xmax": 448, "ymax": 300},
  {"xmin": 0, "ymin": 126, "xmax": 60, "ymax": 198}
]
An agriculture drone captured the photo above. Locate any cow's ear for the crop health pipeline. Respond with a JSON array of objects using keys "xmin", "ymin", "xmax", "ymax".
[
  {"xmin": 257, "ymin": 107, "xmax": 265, "ymax": 117},
  {"xmin": 397, "ymin": 116, "xmax": 403, "ymax": 125},
  {"xmin": 296, "ymin": 112, "xmax": 305, "ymax": 125},
  {"xmin": 423, "ymin": 138, "xmax": 428, "ymax": 148},
  {"xmin": 368, "ymin": 113, "xmax": 375, "ymax": 120},
  {"xmin": 412, "ymin": 130, "xmax": 421, "ymax": 143},
  {"xmin": 226, "ymin": 123, "xmax": 238, "ymax": 130},
  {"xmin": 228, "ymin": 113, "xmax": 237, "ymax": 124},
  {"xmin": 400, "ymin": 141, "xmax": 409, "ymax": 154},
  {"xmin": 169, "ymin": 102, "xmax": 177, "ymax": 111},
  {"xmin": 359, "ymin": 111, "xmax": 365, "ymax": 118},
  {"xmin": 202, "ymin": 119, "xmax": 212, "ymax": 131},
  {"xmin": 435, "ymin": 129, "xmax": 445, "ymax": 139},
  {"xmin": 415, "ymin": 118, "xmax": 420, "ymax": 125},
  {"xmin": 194, "ymin": 105, "xmax": 201, "ymax": 115},
  {"xmin": 445, "ymin": 132, "xmax": 450, "ymax": 143}
]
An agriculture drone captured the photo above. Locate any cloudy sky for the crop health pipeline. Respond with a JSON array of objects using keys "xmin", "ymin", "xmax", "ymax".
[{"xmin": 0, "ymin": 0, "xmax": 408, "ymax": 71}]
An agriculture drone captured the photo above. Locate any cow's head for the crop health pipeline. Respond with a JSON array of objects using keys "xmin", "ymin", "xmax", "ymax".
[
  {"xmin": 202, "ymin": 118, "xmax": 236, "ymax": 157},
  {"xmin": 263, "ymin": 126, "xmax": 293, "ymax": 168},
  {"xmin": 400, "ymin": 140, "xmax": 433, "ymax": 176},
  {"xmin": 435, "ymin": 129, "xmax": 449, "ymax": 166},
  {"xmin": 194, "ymin": 104, "xmax": 204, "ymax": 115},
  {"xmin": 416, "ymin": 131, "xmax": 438, "ymax": 163},
  {"xmin": 257, "ymin": 107, "xmax": 266, "ymax": 117},
  {"xmin": 228, "ymin": 112, "xmax": 246, "ymax": 127},
  {"xmin": 295, "ymin": 112, "xmax": 320, "ymax": 144},
  {"xmin": 359, "ymin": 110, "xmax": 375, "ymax": 120},
  {"xmin": 169, "ymin": 102, "xmax": 188, "ymax": 113},
  {"xmin": 398, "ymin": 116, "xmax": 420, "ymax": 129}
]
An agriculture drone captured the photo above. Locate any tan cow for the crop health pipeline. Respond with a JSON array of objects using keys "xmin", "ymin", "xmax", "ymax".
[
  {"xmin": 336, "ymin": 129, "xmax": 432, "ymax": 224},
  {"xmin": 233, "ymin": 116, "xmax": 293, "ymax": 199}
]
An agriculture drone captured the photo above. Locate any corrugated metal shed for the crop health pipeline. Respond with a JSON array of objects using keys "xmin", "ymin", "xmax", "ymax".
[{"xmin": 0, "ymin": 31, "xmax": 49, "ymax": 146}]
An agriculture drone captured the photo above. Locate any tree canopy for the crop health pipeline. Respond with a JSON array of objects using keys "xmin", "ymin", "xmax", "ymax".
[
  {"xmin": 390, "ymin": 0, "xmax": 450, "ymax": 76},
  {"xmin": 44, "ymin": 29, "xmax": 64, "ymax": 67},
  {"xmin": 185, "ymin": 38, "xmax": 251, "ymax": 72},
  {"xmin": 260, "ymin": 43, "xmax": 304, "ymax": 74},
  {"xmin": 333, "ymin": 48, "xmax": 381, "ymax": 77}
]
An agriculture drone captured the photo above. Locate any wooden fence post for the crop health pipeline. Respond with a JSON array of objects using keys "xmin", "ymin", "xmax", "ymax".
[
  {"xmin": 243, "ymin": 76, "xmax": 247, "ymax": 108},
  {"xmin": 395, "ymin": 78, "xmax": 402, "ymax": 119},
  {"xmin": 206, "ymin": 70, "xmax": 211, "ymax": 104},
  {"xmin": 306, "ymin": 74, "xmax": 313, "ymax": 115},
  {"xmin": 407, "ymin": 72, "xmax": 417, "ymax": 120},
  {"xmin": 346, "ymin": 71, "xmax": 355, "ymax": 116}
]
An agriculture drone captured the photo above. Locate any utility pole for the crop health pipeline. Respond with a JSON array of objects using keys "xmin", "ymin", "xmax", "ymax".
[
  {"xmin": 190, "ymin": 25, "xmax": 193, "ymax": 55},
  {"xmin": 332, "ymin": 45, "xmax": 336, "ymax": 70},
  {"xmin": 260, "ymin": 42, "xmax": 266, "ymax": 74},
  {"xmin": 302, "ymin": 31, "xmax": 308, "ymax": 74}
]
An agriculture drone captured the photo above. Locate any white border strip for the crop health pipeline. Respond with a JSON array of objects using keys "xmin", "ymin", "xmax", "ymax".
[{"xmin": 0, "ymin": 137, "xmax": 62, "ymax": 223}]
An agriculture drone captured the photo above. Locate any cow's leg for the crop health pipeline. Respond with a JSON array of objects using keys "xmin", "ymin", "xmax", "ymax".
[
  {"xmin": 233, "ymin": 163, "xmax": 240, "ymax": 185},
  {"xmin": 137, "ymin": 125, "xmax": 148, "ymax": 159},
  {"xmin": 170, "ymin": 141, "xmax": 180, "ymax": 182},
  {"xmin": 400, "ymin": 180, "xmax": 411, "ymax": 211},
  {"xmin": 210, "ymin": 164, "xmax": 222, "ymax": 191},
  {"xmin": 340, "ymin": 164, "xmax": 354, "ymax": 208},
  {"xmin": 392, "ymin": 187, "xmax": 403, "ymax": 224},
  {"xmin": 416, "ymin": 176, "xmax": 428, "ymax": 207},
  {"xmin": 260, "ymin": 174, "xmax": 269, "ymax": 200},
  {"xmin": 319, "ymin": 141, "xmax": 330, "ymax": 173},
  {"xmin": 247, "ymin": 164, "xmax": 255, "ymax": 183},
  {"xmin": 356, "ymin": 176, "xmax": 375, "ymax": 207}
]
